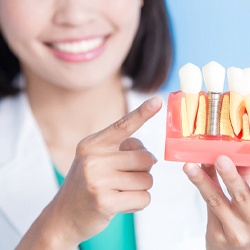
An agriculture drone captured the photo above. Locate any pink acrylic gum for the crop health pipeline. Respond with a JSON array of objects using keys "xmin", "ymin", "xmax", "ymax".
[{"xmin": 164, "ymin": 91, "xmax": 250, "ymax": 166}]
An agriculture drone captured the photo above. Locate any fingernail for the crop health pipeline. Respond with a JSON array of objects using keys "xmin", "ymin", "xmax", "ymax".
[
  {"xmin": 215, "ymin": 156, "xmax": 232, "ymax": 171},
  {"xmin": 153, "ymin": 155, "xmax": 158, "ymax": 164},
  {"xmin": 185, "ymin": 164, "xmax": 198, "ymax": 177},
  {"xmin": 148, "ymin": 97, "xmax": 161, "ymax": 109},
  {"xmin": 184, "ymin": 163, "xmax": 198, "ymax": 177}
]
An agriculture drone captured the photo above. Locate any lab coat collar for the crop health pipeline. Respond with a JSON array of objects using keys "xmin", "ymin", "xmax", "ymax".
[{"xmin": 0, "ymin": 93, "xmax": 58, "ymax": 235}]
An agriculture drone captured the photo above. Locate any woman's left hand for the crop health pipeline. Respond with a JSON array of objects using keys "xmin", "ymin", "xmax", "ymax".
[{"xmin": 183, "ymin": 155, "xmax": 250, "ymax": 250}]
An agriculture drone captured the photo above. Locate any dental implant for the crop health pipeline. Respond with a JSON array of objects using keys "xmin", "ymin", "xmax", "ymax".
[{"xmin": 202, "ymin": 61, "xmax": 225, "ymax": 136}]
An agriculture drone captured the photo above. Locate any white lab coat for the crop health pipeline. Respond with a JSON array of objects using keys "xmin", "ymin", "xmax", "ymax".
[{"xmin": 0, "ymin": 90, "xmax": 207, "ymax": 250}]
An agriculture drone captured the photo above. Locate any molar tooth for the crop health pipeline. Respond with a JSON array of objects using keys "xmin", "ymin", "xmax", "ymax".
[
  {"xmin": 227, "ymin": 67, "xmax": 245, "ymax": 135},
  {"xmin": 242, "ymin": 113, "xmax": 250, "ymax": 140},
  {"xmin": 194, "ymin": 95, "xmax": 206, "ymax": 135},
  {"xmin": 179, "ymin": 63, "xmax": 202, "ymax": 134},
  {"xmin": 243, "ymin": 68, "xmax": 250, "ymax": 117},
  {"xmin": 220, "ymin": 95, "xmax": 234, "ymax": 137}
]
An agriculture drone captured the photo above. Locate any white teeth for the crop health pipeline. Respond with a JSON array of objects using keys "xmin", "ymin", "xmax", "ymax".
[
  {"xmin": 52, "ymin": 38, "xmax": 104, "ymax": 53},
  {"xmin": 243, "ymin": 68, "xmax": 250, "ymax": 95},
  {"xmin": 227, "ymin": 67, "xmax": 250, "ymax": 136},
  {"xmin": 179, "ymin": 63, "xmax": 202, "ymax": 94},
  {"xmin": 202, "ymin": 61, "xmax": 225, "ymax": 93},
  {"xmin": 179, "ymin": 63, "xmax": 202, "ymax": 134},
  {"xmin": 227, "ymin": 67, "xmax": 250, "ymax": 96},
  {"xmin": 243, "ymin": 68, "xmax": 250, "ymax": 131},
  {"xmin": 227, "ymin": 67, "xmax": 244, "ymax": 95}
]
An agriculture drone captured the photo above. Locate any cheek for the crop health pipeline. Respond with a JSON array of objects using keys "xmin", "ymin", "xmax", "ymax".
[
  {"xmin": 0, "ymin": 1, "xmax": 47, "ymax": 50},
  {"xmin": 104, "ymin": 0, "xmax": 142, "ymax": 30}
]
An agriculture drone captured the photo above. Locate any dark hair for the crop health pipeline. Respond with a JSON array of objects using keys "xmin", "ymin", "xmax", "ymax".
[
  {"xmin": 0, "ymin": 0, "xmax": 172, "ymax": 97},
  {"xmin": 122, "ymin": 0, "xmax": 173, "ymax": 92}
]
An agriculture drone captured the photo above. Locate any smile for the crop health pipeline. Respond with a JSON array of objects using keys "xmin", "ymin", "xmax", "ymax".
[
  {"xmin": 51, "ymin": 37, "xmax": 105, "ymax": 54},
  {"xmin": 47, "ymin": 36, "xmax": 107, "ymax": 63}
]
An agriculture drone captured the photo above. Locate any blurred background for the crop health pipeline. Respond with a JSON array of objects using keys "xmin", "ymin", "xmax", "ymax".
[{"xmin": 164, "ymin": 0, "xmax": 250, "ymax": 92}]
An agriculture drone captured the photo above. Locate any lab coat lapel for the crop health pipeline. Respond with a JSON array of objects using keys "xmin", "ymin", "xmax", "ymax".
[
  {"xmin": 126, "ymin": 90, "xmax": 166, "ymax": 250},
  {"xmin": 0, "ymin": 94, "xmax": 58, "ymax": 235}
]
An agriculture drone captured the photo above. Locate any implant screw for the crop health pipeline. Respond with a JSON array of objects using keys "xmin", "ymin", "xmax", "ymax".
[{"xmin": 206, "ymin": 92, "xmax": 222, "ymax": 136}]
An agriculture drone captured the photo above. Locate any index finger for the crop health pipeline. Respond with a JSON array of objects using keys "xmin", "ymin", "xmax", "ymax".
[
  {"xmin": 99, "ymin": 96, "xmax": 162, "ymax": 145},
  {"xmin": 214, "ymin": 156, "xmax": 250, "ymax": 221}
]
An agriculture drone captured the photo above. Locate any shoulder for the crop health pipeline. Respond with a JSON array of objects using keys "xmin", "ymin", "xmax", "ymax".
[
  {"xmin": 0, "ymin": 92, "xmax": 25, "ymax": 113},
  {"xmin": 0, "ymin": 93, "xmax": 33, "ymax": 164},
  {"xmin": 0, "ymin": 92, "xmax": 29, "ymax": 130}
]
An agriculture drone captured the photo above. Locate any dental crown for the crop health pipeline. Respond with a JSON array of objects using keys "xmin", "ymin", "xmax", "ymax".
[{"xmin": 178, "ymin": 61, "xmax": 250, "ymax": 139}]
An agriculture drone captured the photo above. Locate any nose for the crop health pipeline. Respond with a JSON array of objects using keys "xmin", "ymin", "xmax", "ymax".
[{"xmin": 53, "ymin": 0, "xmax": 97, "ymax": 27}]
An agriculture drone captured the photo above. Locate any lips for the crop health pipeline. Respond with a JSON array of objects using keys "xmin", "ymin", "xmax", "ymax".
[{"xmin": 46, "ymin": 36, "xmax": 107, "ymax": 63}]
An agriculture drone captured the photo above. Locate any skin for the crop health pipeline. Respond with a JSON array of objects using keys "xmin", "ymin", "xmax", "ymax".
[{"xmin": 184, "ymin": 156, "xmax": 250, "ymax": 249}]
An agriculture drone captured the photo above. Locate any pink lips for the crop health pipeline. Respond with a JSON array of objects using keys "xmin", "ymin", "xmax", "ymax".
[{"xmin": 47, "ymin": 37, "xmax": 107, "ymax": 63}]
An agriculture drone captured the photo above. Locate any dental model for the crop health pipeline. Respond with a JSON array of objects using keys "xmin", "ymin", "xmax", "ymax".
[
  {"xmin": 227, "ymin": 67, "xmax": 245, "ymax": 135},
  {"xmin": 228, "ymin": 67, "xmax": 250, "ymax": 137},
  {"xmin": 179, "ymin": 63, "xmax": 202, "ymax": 135},
  {"xmin": 165, "ymin": 61, "xmax": 250, "ymax": 167},
  {"xmin": 202, "ymin": 61, "xmax": 225, "ymax": 135}
]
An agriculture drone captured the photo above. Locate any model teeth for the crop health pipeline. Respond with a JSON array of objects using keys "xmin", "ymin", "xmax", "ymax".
[
  {"xmin": 227, "ymin": 67, "xmax": 245, "ymax": 135},
  {"xmin": 243, "ymin": 68, "xmax": 250, "ymax": 96},
  {"xmin": 202, "ymin": 61, "xmax": 225, "ymax": 93},
  {"xmin": 52, "ymin": 38, "xmax": 104, "ymax": 53},
  {"xmin": 243, "ymin": 68, "xmax": 250, "ymax": 137},
  {"xmin": 179, "ymin": 63, "xmax": 202, "ymax": 94},
  {"xmin": 177, "ymin": 61, "xmax": 250, "ymax": 140},
  {"xmin": 227, "ymin": 67, "xmax": 245, "ymax": 95},
  {"xmin": 179, "ymin": 63, "xmax": 202, "ymax": 134}
]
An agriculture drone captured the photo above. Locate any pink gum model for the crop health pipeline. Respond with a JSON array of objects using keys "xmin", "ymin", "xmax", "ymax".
[{"xmin": 165, "ymin": 91, "xmax": 250, "ymax": 166}]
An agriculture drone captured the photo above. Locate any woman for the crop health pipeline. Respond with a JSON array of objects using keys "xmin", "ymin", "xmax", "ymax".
[
  {"xmin": 1, "ymin": 0, "xmax": 248, "ymax": 249},
  {"xmin": 1, "ymin": 1, "xmax": 204, "ymax": 249}
]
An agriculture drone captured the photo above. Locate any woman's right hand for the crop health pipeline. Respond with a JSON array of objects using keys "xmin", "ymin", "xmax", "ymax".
[{"xmin": 17, "ymin": 96, "xmax": 162, "ymax": 249}]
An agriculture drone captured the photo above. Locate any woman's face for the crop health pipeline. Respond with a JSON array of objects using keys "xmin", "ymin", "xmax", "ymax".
[{"xmin": 0, "ymin": 0, "xmax": 143, "ymax": 90}]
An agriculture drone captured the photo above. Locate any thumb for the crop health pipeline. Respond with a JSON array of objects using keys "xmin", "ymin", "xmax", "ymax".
[{"xmin": 119, "ymin": 138, "xmax": 146, "ymax": 151}]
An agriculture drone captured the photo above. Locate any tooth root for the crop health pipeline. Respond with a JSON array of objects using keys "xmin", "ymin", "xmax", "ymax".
[
  {"xmin": 220, "ymin": 95, "xmax": 234, "ymax": 137},
  {"xmin": 185, "ymin": 93, "xmax": 199, "ymax": 134},
  {"xmin": 181, "ymin": 97, "xmax": 191, "ymax": 137},
  {"xmin": 245, "ymin": 94, "xmax": 250, "ymax": 115},
  {"xmin": 242, "ymin": 113, "xmax": 250, "ymax": 140},
  {"xmin": 178, "ymin": 63, "xmax": 202, "ymax": 135},
  {"xmin": 194, "ymin": 95, "xmax": 206, "ymax": 135},
  {"xmin": 229, "ymin": 91, "xmax": 245, "ymax": 135}
]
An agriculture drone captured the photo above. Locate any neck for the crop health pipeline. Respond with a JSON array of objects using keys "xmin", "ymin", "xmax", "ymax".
[{"xmin": 25, "ymin": 74, "xmax": 127, "ymax": 175}]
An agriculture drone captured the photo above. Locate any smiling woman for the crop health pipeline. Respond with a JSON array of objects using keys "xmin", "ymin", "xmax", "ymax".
[
  {"xmin": 0, "ymin": 0, "xmax": 178, "ymax": 249},
  {"xmin": 0, "ymin": 0, "xmax": 215, "ymax": 250},
  {"xmin": 0, "ymin": 0, "xmax": 171, "ymax": 93}
]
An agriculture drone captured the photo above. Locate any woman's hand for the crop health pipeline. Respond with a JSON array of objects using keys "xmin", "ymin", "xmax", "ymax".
[
  {"xmin": 17, "ymin": 97, "xmax": 162, "ymax": 250},
  {"xmin": 183, "ymin": 155, "xmax": 250, "ymax": 250}
]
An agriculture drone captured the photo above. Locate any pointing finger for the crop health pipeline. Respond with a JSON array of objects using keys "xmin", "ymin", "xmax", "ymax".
[{"xmin": 98, "ymin": 96, "xmax": 162, "ymax": 146}]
